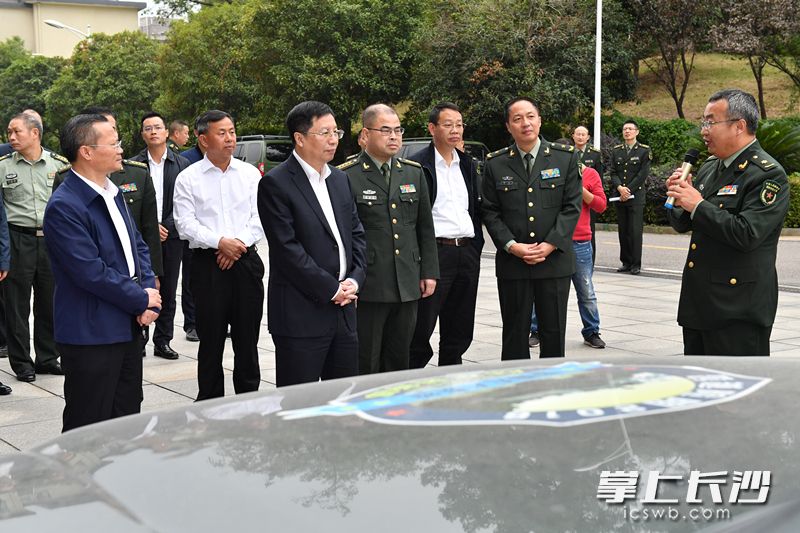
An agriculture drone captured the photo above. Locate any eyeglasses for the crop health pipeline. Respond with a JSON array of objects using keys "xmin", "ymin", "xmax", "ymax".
[
  {"xmin": 87, "ymin": 140, "xmax": 123, "ymax": 149},
  {"xmin": 699, "ymin": 118, "xmax": 741, "ymax": 130},
  {"xmin": 143, "ymin": 125, "xmax": 165, "ymax": 133},
  {"xmin": 306, "ymin": 129, "xmax": 345, "ymax": 139},
  {"xmin": 437, "ymin": 122, "xmax": 465, "ymax": 130},
  {"xmin": 365, "ymin": 127, "xmax": 405, "ymax": 136}
]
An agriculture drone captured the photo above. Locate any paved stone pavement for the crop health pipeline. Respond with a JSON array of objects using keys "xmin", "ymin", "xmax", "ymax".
[{"xmin": 2, "ymin": 249, "xmax": 800, "ymax": 453}]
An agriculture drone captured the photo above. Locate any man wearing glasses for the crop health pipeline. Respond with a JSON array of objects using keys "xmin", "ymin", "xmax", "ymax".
[
  {"xmin": 258, "ymin": 101, "xmax": 366, "ymax": 386},
  {"xmin": 338, "ymin": 103, "xmax": 438, "ymax": 374},
  {"xmin": 407, "ymin": 102, "xmax": 482, "ymax": 369},
  {"xmin": 666, "ymin": 88, "xmax": 789, "ymax": 355},
  {"xmin": 44, "ymin": 113, "xmax": 161, "ymax": 431},
  {"xmin": 131, "ymin": 112, "xmax": 191, "ymax": 360},
  {"xmin": 608, "ymin": 120, "xmax": 651, "ymax": 275},
  {"xmin": 174, "ymin": 110, "xmax": 265, "ymax": 400}
]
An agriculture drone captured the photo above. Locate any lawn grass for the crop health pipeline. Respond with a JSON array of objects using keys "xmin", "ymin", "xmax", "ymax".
[{"xmin": 613, "ymin": 53, "xmax": 800, "ymax": 121}]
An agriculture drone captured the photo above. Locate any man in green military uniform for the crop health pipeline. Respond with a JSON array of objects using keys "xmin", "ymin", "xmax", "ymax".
[
  {"xmin": 608, "ymin": 120, "xmax": 651, "ymax": 275},
  {"xmin": 338, "ymin": 104, "xmax": 439, "ymax": 374},
  {"xmin": 1, "ymin": 111, "xmax": 69, "ymax": 382},
  {"xmin": 666, "ymin": 89, "xmax": 789, "ymax": 356},
  {"xmin": 482, "ymin": 97, "xmax": 582, "ymax": 359},
  {"xmin": 167, "ymin": 119, "xmax": 190, "ymax": 153}
]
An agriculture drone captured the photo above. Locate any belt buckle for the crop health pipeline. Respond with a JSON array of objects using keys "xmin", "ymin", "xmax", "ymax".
[
  {"xmin": 35, "ymin": 229, "xmax": 44, "ymax": 237},
  {"xmin": 455, "ymin": 237, "xmax": 466, "ymax": 247}
]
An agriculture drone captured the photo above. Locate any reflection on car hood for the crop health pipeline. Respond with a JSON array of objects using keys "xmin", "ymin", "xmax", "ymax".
[{"xmin": 1, "ymin": 357, "xmax": 798, "ymax": 532}]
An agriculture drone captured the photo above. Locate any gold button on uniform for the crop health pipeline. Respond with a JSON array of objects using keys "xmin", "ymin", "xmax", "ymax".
[
  {"xmin": 730, "ymin": 278, "xmax": 737, "ymax": 285},
  {"xmin": 529, "ymin": 216, "xmax": 534, "ymax": 221},
  {"xmin": 394, "ymin": 234, "xmax": 399, "ymax": 239},
  {"xmin": 528, "ymin": 202, "xmax": 533, "ymax": 207},
  {"xmin": 688, "ymin": 261, "xmax": 694, "ymax": 268},
  {"xmin": 367, "ymin": 201, "xmax": 372, "ymax": 206},
  {"xmin": 529, "ymin": 232, "xmax": 535, "ymax": 237},
  {"xmin": 691, "ymin": 243, "xmax": 696, "ymax": 250},
  {"xmin": 391, "ymin": 203, "xmax": 397, "ymax": 209},
  {"xmin": 527, "ymin": 187, "xmax": 533, "ymax": 192},
  {"xmin": 395, "ymin": 249, "xmax": 400, "ymax": 255},
  {"xmin": 392, "ymin": 218, "xmax": 397, "ymax": 224}
]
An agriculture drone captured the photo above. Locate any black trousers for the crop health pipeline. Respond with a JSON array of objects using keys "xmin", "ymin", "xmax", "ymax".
[
  {"xmin": 273, "ymin": 306, "xmax": 359, "ymax": 387},
  {"xmin": 153, "ymin": 237, "xmax": 183, "ymax": 345},
  {"xmin": 181, "ymin": 241, "xmax": 196, "ymax": 331},
  {"xmin": 358, "ymin": 300, "xmax": 418, "ymax": 374},
  {"xmin": 5, "ymin": 230, "xmax": 57, "ymax": 375},
  {"xmin": 410, "ymin": 243, "xmax": 480, "ymax": 368},
  {"xmin": 192, "ymin": 248, "xmax": 264, "ymax": 401},
  {"xmin": 616, "ymin": 202, "xmax": 644, "ymax": 269},
  {"xmin": 683, "ymin": 322, "xmax": 771, "ymax": 356},
  {"xmin": 58, "ymin": 323, "xmax": 145, "ymax": 432},
  {"xmin": 498, "ymin": 276, "xmax": 571, "ymax": 359}
]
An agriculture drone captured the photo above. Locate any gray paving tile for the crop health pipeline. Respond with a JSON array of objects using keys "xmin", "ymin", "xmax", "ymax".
[{"xmin": 0, "ymin": 418, "xmax": 64, "ymax": 451}]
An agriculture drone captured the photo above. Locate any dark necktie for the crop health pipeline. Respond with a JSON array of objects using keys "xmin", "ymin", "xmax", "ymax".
[
  {"xmin": 381, "ymin": 163, "xmax": 390, "ymax": 186},
  {"xmin": 524, "ymin": 153, "xmax": 533, "ymax": 177}
]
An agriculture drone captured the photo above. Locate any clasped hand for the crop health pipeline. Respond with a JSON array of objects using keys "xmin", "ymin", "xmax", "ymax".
[
  {"xmin": 333, "ymin": 279, "xmax": 358, "ymax": 307},
  {"xmin": 138, "ymin": 288, "xmax": 161, "ymax": 326},
  {"xmin": 510, "ymin": 242, "xmax": 556, "ymax": 265},
  {"xmin": 216, "ymin": 237, "xmax": 248, "ymax": 270}
]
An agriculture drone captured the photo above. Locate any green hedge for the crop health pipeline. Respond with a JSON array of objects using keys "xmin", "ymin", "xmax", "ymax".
[
  {"xmin": 601, "ymin": 111, "xmax": 698, "ymax": 166},
  {"xmin": 787, "ymin": 173, "xmax": 800, "ymax": 228}
]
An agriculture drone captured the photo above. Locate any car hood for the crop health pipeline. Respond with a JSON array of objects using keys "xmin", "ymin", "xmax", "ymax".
[{"xmin": 1, "ymin": 357, "xmax": 798, "ymax": 532}]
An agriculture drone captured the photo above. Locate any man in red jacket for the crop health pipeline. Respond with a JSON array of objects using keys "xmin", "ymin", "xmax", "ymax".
[{"xmin": 530, "ymin": 162, "xmax": 607, "ymax": 348}]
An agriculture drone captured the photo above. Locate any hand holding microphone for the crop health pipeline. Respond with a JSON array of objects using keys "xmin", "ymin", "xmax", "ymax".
[{"xmin": 664, "ymin": 148, "xmax": 700, "ymax": 209}]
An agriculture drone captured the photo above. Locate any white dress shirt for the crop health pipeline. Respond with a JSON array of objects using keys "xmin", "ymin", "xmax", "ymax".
[
  {"xmin": 293, "ymin": 151, "xmax": 347, "ymax": 278},
  {"xmin": 147, "ymin": 150, "xmax": 166, "ymax": 223},
  {"xmin": 432, "ymin": 147, "xmax": 474, "ymax": 238},
  {"xmin": 73, "ymin": 171, "xmax": 135, "ymax": 276},
  {"xmin": 173, "ymin": 155, "xmax": 264, "ymax": 250}
]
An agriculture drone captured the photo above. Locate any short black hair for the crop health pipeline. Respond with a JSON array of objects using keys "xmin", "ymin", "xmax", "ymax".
[
  {"xmin": 169, "ymin": 119, "xmax": 188, "ymax": 135},
  {"xmin": 428, "ymin": 102, "xmax": 461, "ymax": 125},
  {"xmin": 622, "ymin": 119, "xmax": 639, "ymax": 130},
  {"xmin": 196, "ymin": 110, "xmax": 233, "ymax": 135},
  {"xmin": 503, "ymin": 97, "xmax": 540, "ymax": 123},
  {"xmin": 140, "ymin": 112, "xmax": 166, "ymax": 130},
  {"xmin": 286, "ymin": 101, "xmax": 334, "ymax": 145},
  {"xmin": 80, "ymin": 106, "xmax": 116, "ymax": 119},
  {"xmin": 60, "ymin": 114, "xmax": 108, "ymax": 163}
]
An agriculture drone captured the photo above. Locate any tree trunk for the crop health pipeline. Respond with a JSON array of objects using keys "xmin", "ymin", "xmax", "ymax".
[{"xmin": 749, "ymin": 55, "xmax": 768, "ymax": 118}]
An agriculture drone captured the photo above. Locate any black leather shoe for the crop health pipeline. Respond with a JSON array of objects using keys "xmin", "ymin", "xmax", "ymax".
[
  {"xmin": 630, "ymin": 266, "xmax": 641, "ymax": 275},
  {"xmin": 0, "ymin": 345, "xmax": 7, "ymax": 358},
  {"xmin": 154, "ymin": 344, "xmax": 179, "ymax": 360},
  {"xmin": 0, "ymin": 382, "xmax": 10, "ymax": 395},
  {"xmin": 16, "ymin": 370, "xmax": 35, "ymax": 382},
  {"xmin": 185, "ymin": 328, "xmax": 199, "ymax": 342},
  {"xmin": 35, "ymin": 362, "xmax": 64, "ymax": 375},
  {"xmin": 617, "ymin": 265, "xmax": 631, "ymax": 273}
]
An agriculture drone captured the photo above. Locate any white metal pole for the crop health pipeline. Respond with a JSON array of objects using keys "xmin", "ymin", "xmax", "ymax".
[{"xmin": 593, "ymin": 0, "xmax": 602, "ymax": 149}]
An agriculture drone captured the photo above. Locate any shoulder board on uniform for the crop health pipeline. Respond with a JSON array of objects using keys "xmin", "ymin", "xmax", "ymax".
[
  {"xmin": 124, "ymin": 159, "xmax": 148, "ymax": 169},
  {"xmin": 0, "ymin": 153, "xmax": 10, "ymax": 162},
  {"xmin": 337, "ymin": 159, "xmax": 359, "ymax": 171},
  {"xmin": 588, "ymin": 146, "xmax": 601, "ymax": 153},
  {"xmin": 48, "ymin": 151, "xmax": 69, "ymax": 165},
  {"xmin": 750, "ymin": 153, "xmax": 778, "ymax": 171},
  {"xmin": 639, "ymin": 143, "xmax": 650, "ymax": 149},
  {"xmin": 613, "ymin": 144, "xmax": 624, "ymax": 149},
  {"xmin": 397, "ymin": 157, "xmax": 421, "ymax": 168},
  {"xmin": 56, "ymin": 165, "xmax": 72, "ymax": 174},
  {"xmin": 550, "ymin": 142, "xmax": 574, "ymax": 153},
  {"xmin": 486, "ymin": 147, "xmax": 510, "ymax": 160}
]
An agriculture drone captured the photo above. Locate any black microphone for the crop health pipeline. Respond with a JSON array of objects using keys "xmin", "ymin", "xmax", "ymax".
[{"xmin": 665, "ymin": 148, "xmax": 700, "ymax": 209}]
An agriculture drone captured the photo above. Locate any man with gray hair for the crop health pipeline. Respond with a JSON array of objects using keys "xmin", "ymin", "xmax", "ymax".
[
  {"xmin": 666, "ymin": 88, "xmax": 790, "ymax": 355},
  {"xmin": 0, "ymin": 110, "xmax": 69, "ymax": 382}
]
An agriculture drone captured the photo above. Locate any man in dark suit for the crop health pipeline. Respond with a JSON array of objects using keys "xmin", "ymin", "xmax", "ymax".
[
  {"xmin": 338, "ymin": 103, "xmax": 438, "ymax": 374},
  {"xmin": 132, "ymin": 112, "xmax": 191, "ymax": 360},
  {"xmin": 178, "ymin": 119, "xmax": 204, "ymax": 342},
  {"xmin": 258, "ymin": 101, "xmax": 366, "ymax": 387},
  {"xmin": 408, "ymin": 102, "xmax": 483, "ymax": 368},
  {"xmin": 482, "ymin": 97, "xmax": 582, "ymax": 359},
  {"xmin": 43, "ymin": 113, "xmax": 161, "ymax": 432},
  {"xmin": 666, "ymin": 88, "xmax": 790, "ymax": 355},
  {"xmin": 608, "ymin": 120, "xmax": 651, "ymax": 275}
]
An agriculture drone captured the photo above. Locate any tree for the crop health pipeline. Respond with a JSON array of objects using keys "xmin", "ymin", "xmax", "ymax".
[
  {"xmin": 628, "ymin": 0, "xmax": 709, "ymax": 119},
  {"xmin": 45, "ymin": 32, "xmax": 162, "ymax": 154},
  {"xmin": 0, "ymin": 55, "xmax": 65, "ymax": 133},
  {"xmin": 709, "ymin": 0, "xmax": 800, "ymax": 118},
  {"xmin": 0, "ymin": 36, "xmax": 29, "ymax": 72}
]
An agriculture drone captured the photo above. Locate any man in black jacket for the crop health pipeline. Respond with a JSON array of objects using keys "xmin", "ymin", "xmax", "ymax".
[
  {"xmin": 407, "ymin": 102, "xmax": 483, "ymax": 368},
  {"xmin": 132, "ymin": 112, "xmax": 191, "ymax": 359}
]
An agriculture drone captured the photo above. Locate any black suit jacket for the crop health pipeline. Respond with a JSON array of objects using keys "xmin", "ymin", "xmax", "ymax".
[
  {"xmin": 257, "ymin": 154, "xmax": 367, "ymax": 338},
  {"xmin": 408, "ymin": 142, "xmax": 484, "ymax": 253},
  {"xmin": 131, "ymin": 148, "xmax": 191, "ymax": 240}
]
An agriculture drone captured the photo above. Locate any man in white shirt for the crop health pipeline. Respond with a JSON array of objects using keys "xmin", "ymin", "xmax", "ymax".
[
  {"xmin": 173, "ymin": 110, "xmax": 265, "ymax": 401},
  {"xmin": 131, "ymin": 112, "xmax": 191, "ymax": 360},
  {"xmin": 408, "ymin": 102, "xmax": 484, "ymax": 368},
  {"xmin": 43, "ymin": 113, "xmax": 161, "ymax": 431},
  {"xmin": 257, "ymin": 101, "xmax": 366, "ymax": 387}
]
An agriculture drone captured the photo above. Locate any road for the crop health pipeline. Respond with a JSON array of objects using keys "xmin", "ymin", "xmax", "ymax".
[{"xmin": 481, "ymin": 228, "xmax": 800, "ymax": 292}]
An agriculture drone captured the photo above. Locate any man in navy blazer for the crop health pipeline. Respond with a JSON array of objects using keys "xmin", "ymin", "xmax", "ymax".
[
  {"xmin": 257, "ymin": 101, "xmax": 366, "ymax": 387},
  {"xmin": 43, "ymin": 114, "xmax": 161, "ymax": 432},
  {"xmin": 407, "ymin": 102, "xmax": 484, "ymax": 368}
]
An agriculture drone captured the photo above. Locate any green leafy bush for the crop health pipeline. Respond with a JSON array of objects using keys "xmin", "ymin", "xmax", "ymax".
[{"xmin": 787, "ymin": 173, "xmax": 800, "ymax": 228}]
